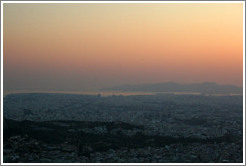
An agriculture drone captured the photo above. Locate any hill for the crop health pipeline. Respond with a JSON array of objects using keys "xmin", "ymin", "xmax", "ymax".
[{"xmin": 102, "ymin": 82, "xmax": 243, "ymax": 95}]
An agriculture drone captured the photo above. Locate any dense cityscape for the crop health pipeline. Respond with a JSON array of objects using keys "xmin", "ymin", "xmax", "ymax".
[{"xmin": 3, "ymin": 93, "xmax": 243, "ymax": 163}]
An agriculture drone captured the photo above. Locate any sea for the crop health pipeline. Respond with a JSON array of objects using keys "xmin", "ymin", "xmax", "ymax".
[{"xmin": 2, "ymin": 90, "xmax": 241, "ymax": 98}]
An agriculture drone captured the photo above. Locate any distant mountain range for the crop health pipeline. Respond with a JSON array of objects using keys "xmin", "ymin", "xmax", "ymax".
[{"xmin": 102, "ymin": 82, "xmax": 243, "ymax": 95}]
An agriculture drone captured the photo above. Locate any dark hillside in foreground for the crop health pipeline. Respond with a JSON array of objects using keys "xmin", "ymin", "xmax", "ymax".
[{"xmin": 3, "ymin": 119, "xmax": 242, "ymax": 163}]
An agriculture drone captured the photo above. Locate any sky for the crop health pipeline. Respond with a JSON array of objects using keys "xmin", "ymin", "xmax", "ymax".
[{"xmin": 3, "ymin": 3, "xmax": 244, "ymax": 92}]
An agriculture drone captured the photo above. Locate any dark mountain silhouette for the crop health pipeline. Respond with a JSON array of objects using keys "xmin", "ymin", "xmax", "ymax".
[{"xmin": 102, "ymin": 82, "xmax": 243, "ymax": 95}]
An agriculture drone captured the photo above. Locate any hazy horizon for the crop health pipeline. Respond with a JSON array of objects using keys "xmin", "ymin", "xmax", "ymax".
[
  {"xmin": 3, "ymin": 81, "xmax": 243, "ymax": 94},
  {"xmin": 3, "ymin": 3, "xmax": 243, "ymax": 92}
]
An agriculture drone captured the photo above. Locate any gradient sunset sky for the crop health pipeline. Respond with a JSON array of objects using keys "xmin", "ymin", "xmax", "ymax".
[{"xmin": 3, "ymin": 3, "xmax": 244, "ymax": 91}]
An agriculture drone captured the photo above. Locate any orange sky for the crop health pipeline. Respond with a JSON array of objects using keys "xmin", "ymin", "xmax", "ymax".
[{"xmin": 3, "ymin": 3, "xmax": 244, "ymax": 91}]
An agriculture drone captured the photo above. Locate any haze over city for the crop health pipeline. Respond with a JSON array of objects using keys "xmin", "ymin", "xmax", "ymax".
[
  {"xmin": 3, "ymin": 3, "xmax": 243, "ymax": 92},
  {"xmin": 2, "ymin": 2, "xmax": 244, "ymax": 163}
]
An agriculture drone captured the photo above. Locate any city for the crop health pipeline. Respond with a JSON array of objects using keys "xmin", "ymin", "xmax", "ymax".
[{"xmin": 3, "ymin": 93, "xmax": 243, "ymax": 163}]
